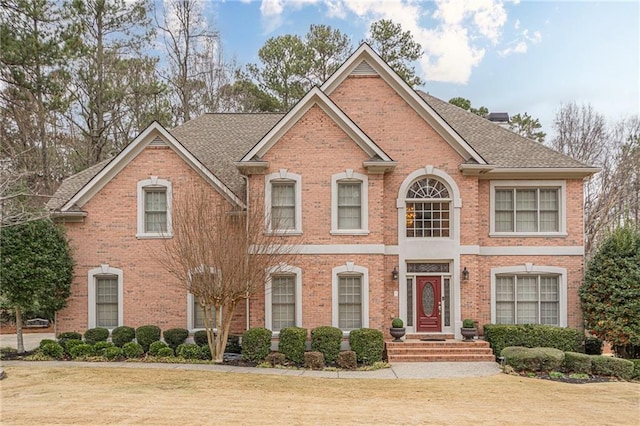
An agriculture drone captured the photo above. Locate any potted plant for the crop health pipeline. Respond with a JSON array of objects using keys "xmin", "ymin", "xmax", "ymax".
[
  {"xmin": 390, "ymin": 318, "xmax": 406, "ymax": 342},
  {"xmin": 461, "ymin": 318, "xmax": 477, "ymax": 341}
]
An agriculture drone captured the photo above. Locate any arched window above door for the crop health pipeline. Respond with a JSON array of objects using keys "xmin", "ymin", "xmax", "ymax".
[{"xmin": 405, "ymin": 177, "xmax": 451, "ymax": 238}]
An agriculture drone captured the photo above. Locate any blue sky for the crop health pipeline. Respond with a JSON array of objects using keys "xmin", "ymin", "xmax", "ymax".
[{"xmin": 205, "ymin": 0, "xmax": 638, "ymax": 138}]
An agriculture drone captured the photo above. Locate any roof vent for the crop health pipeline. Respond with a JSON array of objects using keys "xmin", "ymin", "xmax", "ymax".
[
  {"xmin": 351, "ymin": 60, "xmax": 377, "ymax": 76},
  {"xmin": 149, "ymin": 136, "xmax": 166, "ymax": 146},
  {"xmin": 487, "ymin": 112, "xmax": 510, "ymax": 129}
]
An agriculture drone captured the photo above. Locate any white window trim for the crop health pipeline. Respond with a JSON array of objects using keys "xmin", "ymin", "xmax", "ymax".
[
  {"xmin": 490, "ymin": 264, "xmax": 567, "ymax": 327},
  {"xmin": 187, "ymin": 293, "xmax": 217, "ymax": 332},
  {"xmin": 264, "ymin": 169, "xmax": 302, "ymax": 235},
  {"xmin": 136, "ymin": 176, "xmax": 172, "ymax": 239},
  {"xmin": 265, "ymin": 264, "xmax": 303, "ymax": 335},
  {"xmin": 489, "ymin": 180, "xmax": 567, "ymax": 237},
  {"xmin": 88, "ymin": 264, "xmax": 124, "ymax": 330},
  {"xmin": 332, "ymin": 262, "xmax": 369, "ymax": 334},
  {"xmin": 331, "ymin": 170, "xmax": 369, "ymax": 235}
]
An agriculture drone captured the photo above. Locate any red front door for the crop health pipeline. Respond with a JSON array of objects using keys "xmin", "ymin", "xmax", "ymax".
[{"xmin": 417, "ymin": 276, "xmax": 441, "ymax": 332}]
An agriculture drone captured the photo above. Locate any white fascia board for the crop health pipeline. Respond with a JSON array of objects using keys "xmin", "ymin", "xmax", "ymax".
[
  {"xmin": 321, "ymin": 44, "xmax": 487, "ymax": 165},
  {"xmin": 477, "ymin": 167, "xmax": 601, "ymax": 179},
  {"xmin": 62, "ymin": 122, "xmax": 245, "ymax": 211},
  {"xmin": 240, "ymin": 87, "xmax": 392, "ymax": 162}
]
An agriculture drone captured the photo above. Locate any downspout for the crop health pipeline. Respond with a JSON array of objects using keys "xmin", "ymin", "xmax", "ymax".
[{"xmin": 242, "ymin": 175, "xmax": 250, "ymax": 331}]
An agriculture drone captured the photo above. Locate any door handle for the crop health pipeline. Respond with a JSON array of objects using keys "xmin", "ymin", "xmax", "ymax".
[{"xmin": 438, "ymin": 301, "xmax": 442, "ymax": 315}]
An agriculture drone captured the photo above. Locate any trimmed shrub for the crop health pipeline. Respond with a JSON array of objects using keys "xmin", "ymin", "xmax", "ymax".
[
  {"xmin": 311, "ymin": 326, "xmax": 342, "ymax": 364},
  {"xmin": 135, "ymin": 325, "xmax": 161, "ymax": 352},
  {"xmin": 104, "ymin": 346, "xmax": 124, "ymax": 361},
  {"xmin": 111, "ymin": 326, "xmax": 135, "ymax": 347},
  {"xmin": 304, "ymin": 351, "xmax": 325, "ymax": 370},
  {"xmin": 93, "ymin": 341, "xmax": 114, "ymax": 356},
  {"xmin": 563, "ymin": 352, "xmax": 592, "ymax": 374},
  {"xmin": 84, "ymin": 327, "xmax": 109, "ymax": 345},
  {"xmin": 337, "ymin": 350, "xmax": 357, "ymax": 370},
  {"xmin": 39, "ymin": 339, "xmax": 57, "ymax": 350},
  {"xmin": 484, "ymin": 324, "xmax": 582, "ymax": 356},
  {"xmin": 62, "ymin": 339, "xmax": 84, "ymax": 356},
  {"xmin": 148, "ymin": 341, "xmax": 170, "ymax": 356},
  {"xmin": 157, "ymin": 347, "xmax": 175, "ymax": 358},
  {"xmin": 58, "ymin": 331, "xmax": 82, "ymax": 341},
  {"xmin": 242, "ymin": 327, "xmax": 272, "ymax": 362},
  {"xmin": 70, "ymin": 343, "xmax": 94, "ymax": 359},
  {"xmin": 501, "ymin": 346, "xmax": 565, "ymax": 372},
  {"xmin": 177, "ymin": 343, "xmax": 201, "ymax": 360},
  {"xmin": 584, "ymin": 336, "xmax": 604, "ymax": 355},
  {"xmin": 194, "ymin": 330, "xmax": 209, "ymax": 347},
  {"xmin": 40, "ymin": 342, "xmax": 64, "ymax": 360},
  {"xmin": 266, "ymin": 352, "xmax": 286, "ymax": 366},
  {"xmin": 631, "ymin": 359, "xmax": 640, "ymax": 380},
  {"xmin": 163, "ymin": 328, "xmax": 189, "ymax": 351},
  {"xmin": 591, "ymin": 355, "xmax": 634, "ymax": 380},
  {"xmin": 123, "ymin": 342, "xmax": 144, "ymax": 358},
  {"xmin": 349, "ymin": 328, "xmax": 384, "ymax": 365},
  {"xmin": 278, "ymin": 327, "xmax": 307, "ymax": 364},
  {"xmin": 225, "ymin": 335, "xmax": 242, "ymax": 354},
  {"xmin": 200, "ymin": 345, "xmax": 211, "ymax": 360}
]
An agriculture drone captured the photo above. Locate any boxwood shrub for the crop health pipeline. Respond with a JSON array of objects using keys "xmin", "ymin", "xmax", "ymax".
[
  {"xmin": 500, "ymin": 346, "xmax": 565, "ymax": 372},
  {"xmin": 278, "ymin": 327, "xmax": 307, "ymax": 364},
  {"xmin": 241, "ymin": 327, "xmax": 272, "ymax": 362},
  {"xmin": 157, "ymin": 347, "xmax": 175, "ymax": 358},
  {"xmin": 62, "ymin": 338, "xmax": 84, "ymax": 356},
  {"xmin": 135, "ymin": 325, "xmax": 161, "ymax": 352},
  {"xmin": 40, "ymin": 342, "xmax": 64, "ymax": 360},
  {"xmin": 631, "ymin": 359, "xmax": 640, "ymax": 380},
  {"xmin": 349, "ymin": 328, "xmax": 384, "ymax": 365},
  {"xmin": 104, "ymin": 346, "xmax": 124, "ymax": 360},
  {"xmin": 93, "ymin": 341, "xmax": 114, "ymax": 356},
  {"xmin": 337, "ymin": 350, "xmax": 357, "ymax": 370},
  {"xmin": 84, "ymin": 327, "xmax": 109, "ymax": 345},
  {"xmin": 148, "ymin": 341, "xmax": 170, "ymax": 356},
  {"xmin": 194, "ymin": 330, "xmax": 209, "ymax": 346},
  {"xmin": 111, "ymin": 326, "xmax": 135, "ymax": 347},
  {"xmin": 304, "ymin": 351, "xmax": 325, "ymax": 370},
  {"xmin": 591, "ymin": 355, "xmax": 634, "ymax": 380},
  {"xmin": 225, "ymin": 335, "xmax": 242, "ymax": 354},
  {"xmin": 57, "ymin": 331, "xmax": 82, "ymax": 341},
  {"xmin": 123, "ymin": 342, "xmax": 144, "ymax": 358},
  {"xmin": 177, "ymin": 343, "xmax": 201, "ymax": 360},
  {"xmin": 200, "ymin": 345, "xmax": 211, "ymax": 360},
  {"xmin": 39, "ymin": 339, "xmax": 57, "ymax": 350},
  {"xmin": 562, "ymin": 351, "xmax": 592, "ymax": 374},
  {"xmin": 70, "ymin": 343, "xmax": 95, "ymax": 359},
  {"xmin": 584, "ymin": 336, "xmax": 603, "ymax": 355},
  {"xmin": 163, "ymin": 328, "xmax": 189, "ymax": 350},
  {"xmin": 484, "ymin": 324, "xmax": 582, "ymax": 355},
  {"xmin": 311, "ymin": 326, "xmax": 342, "ymax": 364}
]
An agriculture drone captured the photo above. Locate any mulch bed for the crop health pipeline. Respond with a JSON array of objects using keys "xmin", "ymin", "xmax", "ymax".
[{"xmin": 518, "ymin": 371, "xmax": 616, "ymax": 384}]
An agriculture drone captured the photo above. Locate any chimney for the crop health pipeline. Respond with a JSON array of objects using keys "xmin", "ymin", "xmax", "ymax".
[{"xmin": 487, "ymin": 112, "xmax": 510, "ymax": 129}]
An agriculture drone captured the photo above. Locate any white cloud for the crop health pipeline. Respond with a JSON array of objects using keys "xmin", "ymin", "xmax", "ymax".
[
  {"xmin": 514, "ymin": 19, "xmax": 520, "ymax": 30},
  {"xmin": 257, "ymin": 0, "xmax": 520, "ymax": 84},
  {"xmin": 498, "ymin": 40, "xmax": 527, "ymax": 57},
  {"xmin": 499, "ymin": 28, "xmax": 542, "ymax": 57}
]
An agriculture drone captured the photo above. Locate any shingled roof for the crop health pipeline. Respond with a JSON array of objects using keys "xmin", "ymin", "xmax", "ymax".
[
  {"xmin": 47, "ymin": 159, "xmax": 111, "ymax": 211},
  {"xmin": 418, "ymin": 92, "xmax": 591, "ymax": 169}
]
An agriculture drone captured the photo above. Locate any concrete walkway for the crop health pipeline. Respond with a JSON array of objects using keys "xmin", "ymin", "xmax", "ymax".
[{"xmin": 0, "ymin": 333, "xmax": 501, "ymax": 380}]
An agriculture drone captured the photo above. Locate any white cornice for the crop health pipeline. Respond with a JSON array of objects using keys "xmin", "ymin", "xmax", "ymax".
[{"xmin": 474, "ymin": 167, "xmax": 600, "ymax": 179}]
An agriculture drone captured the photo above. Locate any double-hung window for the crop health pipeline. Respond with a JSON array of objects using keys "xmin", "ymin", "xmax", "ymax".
[
  {"xmin": 189, "ymin": 295, "xmax": 216, "ymax": 330},
  {"xmin": 88, "ymin": 265, "xmax": 123, "ymax": 329},
  {"xmin": 265, "ymin": 170, "xmax": 302, "ymax": 234},
  {"xmin": 491, "ymin": 181, "xmax": 565, "ymax": 235},
  {"xmin": 332, "ymin": 263, "xmax": 369, "ymax": 332},
  {"xmin": 331, "ymin": 170, "xmax": 368, "ymax": 234},
  {"xmin": 137, "ymin": 177, "xmax": 172, "ymax": 238},
  {"xmin": 265, "ymin": 265, "xmax": 302, "ymax": 333},
  {"xmin": 495, "ymin": 275, "xmax": 560, "ymax": 325}
]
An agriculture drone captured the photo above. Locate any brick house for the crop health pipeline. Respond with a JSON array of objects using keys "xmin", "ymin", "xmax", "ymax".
[{"xmin": 48, "ymin": 44, "xmax": 598, "ymax": 340}]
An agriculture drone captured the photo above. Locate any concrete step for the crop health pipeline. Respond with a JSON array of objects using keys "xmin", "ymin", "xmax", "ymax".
[
  {"xmin": 385, "ymin": 339, "xmax": 496, "ymax": 363},
  {"xmin": 388, "ymin": 353, "xmax": 497, "ymax": 363}
]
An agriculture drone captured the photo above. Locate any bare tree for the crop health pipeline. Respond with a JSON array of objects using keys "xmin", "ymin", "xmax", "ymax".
[{"xmin": 159, "ymin": 182, "xmax": 299, "ymax": 363}]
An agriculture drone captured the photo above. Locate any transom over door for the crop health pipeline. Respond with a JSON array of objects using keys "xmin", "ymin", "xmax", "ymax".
[{"xmin": 417, "ymin": 276, "xmax": 442, "ymax": 332}]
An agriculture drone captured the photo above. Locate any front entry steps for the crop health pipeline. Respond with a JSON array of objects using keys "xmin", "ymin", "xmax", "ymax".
[{"xmin": 385, "ymin": 338, "xmax": 496, "ymax": 363}]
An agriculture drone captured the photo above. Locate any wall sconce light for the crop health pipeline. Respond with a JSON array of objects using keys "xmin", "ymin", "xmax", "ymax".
[
  {"xmin": 462, "ymin": 267, "xmax": 469, "ymax": 281},
  {"xmin": 392, "ymin": 266, "xmax": 398, "ymax": 281}
]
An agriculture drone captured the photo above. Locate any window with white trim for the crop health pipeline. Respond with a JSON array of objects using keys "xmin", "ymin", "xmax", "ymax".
[
  {"xmin": 265, "ymin": 265, "xmax": 302, "ymax": 332},
  {"xmin": 137, "ymin": 177, "xmax": 172, "ymax": 238},
  {"xmin": 88, "ymin": 265, "xmax": 123, "ymax": 329},
  {"xmin": 187, "ymin": 293, "xmax": 215, "ymax": 330},
  {"xmin": 331, "ymin": 170, "xmax": 368, "ymax": 234},
  {"xmin": 265, "ymin": 170, "xmax": 302, "ymax": 234},
  {"xmin": 491, "ymin": 265, "xmax": 567, "ymax": 327},
  {"xmin": 332, "ymin": 263, "xmax": 369, "ymax": 332},
  {"xmin": 490, "ymin": 181, "xmax": 566, "ymax": 235},
  {"xmin": 405, "ymin": 177, "xmax": 450, "ymax": 237}
]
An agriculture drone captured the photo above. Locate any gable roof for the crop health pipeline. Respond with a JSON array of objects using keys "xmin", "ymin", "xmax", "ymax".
[
  {"xmin": 50, "ymin": 122, "xmax": 250, "ymax": 214},
  {"xmin": 239, "ymin": 87, "xmax": 394, "ymax": 164}
]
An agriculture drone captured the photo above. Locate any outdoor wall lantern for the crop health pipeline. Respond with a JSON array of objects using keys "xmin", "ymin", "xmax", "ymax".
[
  {"xmin": 392, "ymin": 266, "xmax": 399, "ymax": 281},
  {"xmin": 462, "ymin": 267, "xmax": 469, "ymax": 281}
]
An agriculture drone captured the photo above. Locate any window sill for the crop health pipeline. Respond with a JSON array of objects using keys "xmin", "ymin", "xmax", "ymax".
[
  {"xmin": 489, "ymin": 232, "xmax": 568, "ymax": 238},
  {"xmin": 330, "ymin": 229, "xmax": 370, "ymax": 236},
  {"xmin": 136, "ymin": 233, "xmax": 173, "ymax": 240},
  {"xmin": 265, "ymin": 230, "xmax": 303, "ymax": 236}
]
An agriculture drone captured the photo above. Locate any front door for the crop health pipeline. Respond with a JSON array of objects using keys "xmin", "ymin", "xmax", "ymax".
[{"xmin": 417, "ymin": 276, "xmax": 441, "ymax": 332}]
